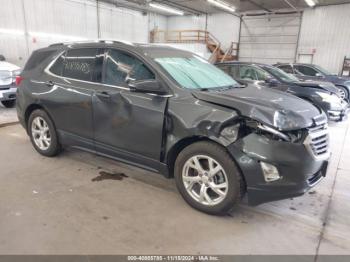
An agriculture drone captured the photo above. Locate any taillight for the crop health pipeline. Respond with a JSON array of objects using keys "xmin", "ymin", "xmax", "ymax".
[{"xmin": 15, "ymin": 75, "xmax": 23, "ymax": 86}]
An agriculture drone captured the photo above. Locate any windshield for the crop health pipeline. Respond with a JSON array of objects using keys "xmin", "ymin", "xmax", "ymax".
[
  {"xmin": 313, "ymin": 65, "xmax": 332, "ymax": 75},
  {"xmin": 264, "ymin": 66, "xmax": 300, "ymax": 83},
  {"xmin": 155, "ymin": 56, "xmax": 238, "ymax": 89}
]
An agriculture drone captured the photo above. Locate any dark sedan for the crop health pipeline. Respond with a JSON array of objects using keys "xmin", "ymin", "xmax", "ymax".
[
  {"xmin": 275, "ymin": 63, "xmax": 350, "ymax": 101},
  {"xmin": 217, "ymin": 62, "xmax": 349, "ymax": 122}
]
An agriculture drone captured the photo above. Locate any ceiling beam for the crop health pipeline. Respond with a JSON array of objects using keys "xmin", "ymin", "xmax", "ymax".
[{"xmin": 244, "ymin": 0, "xmax": 273, "ymax": 12}]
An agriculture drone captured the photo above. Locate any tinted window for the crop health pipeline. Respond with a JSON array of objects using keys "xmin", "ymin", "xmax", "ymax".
[
  {"xmin": 25, "ymin": 50, "xmax": 56, "ymax": 71},
  {"xmin": 104, "ymin": 49, "xmax": 155, "ymax": 86},
  {"xmin": 239, "ymin": 65, "xmax": 258, "ymax": 80},
  {"xmin": 49, "ymin": 53, "xmax": 65, "ymax": 76},
  {"xmin": 219, "ymin": 65, "xmax": 240, "ymax": 79},
  {"xmin": 278, "ymin": 65, "xmax": 294, "ymax": 74},
  {"xmin": 295, "ymin": 65, "xmax": 319, "ymax": 76},
  {"xmin": 62, "ymin": 48, "xmax": 98, "ymax": 81}
]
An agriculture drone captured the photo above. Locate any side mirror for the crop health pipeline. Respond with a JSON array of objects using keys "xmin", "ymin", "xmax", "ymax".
[
  {"xmin": 315, "ymin": 73, "xmax": 324, "ymax": 77},
  {"xmin": 128, "ymin": 79, "xmax": 168, "ymax": 95},
  {"xmin": 265, "ymin": 77, "xmax": 279, "ymax": 87}
]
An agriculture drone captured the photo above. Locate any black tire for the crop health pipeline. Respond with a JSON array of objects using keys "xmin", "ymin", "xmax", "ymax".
[
  {"xmin": 174, "ymin": 141, "xmax": 244, "ymax": 215},
  {"xmin": 28, "ymin": 109, "xmax": 61, "ymax": 157},
  {"xmin": 1, "ymin": 100, "xmax": 16, "ymax": 108}
]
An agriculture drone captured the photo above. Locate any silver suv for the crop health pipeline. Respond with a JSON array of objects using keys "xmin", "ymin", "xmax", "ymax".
[{"xmin": 0, "ymin": 59, "xmax": 21, "ymax": 108}]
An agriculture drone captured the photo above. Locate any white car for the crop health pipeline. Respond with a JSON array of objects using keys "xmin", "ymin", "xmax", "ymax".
[{"xmin": 0, "ymin": 60, "xmax": 21, "ymax": 108}]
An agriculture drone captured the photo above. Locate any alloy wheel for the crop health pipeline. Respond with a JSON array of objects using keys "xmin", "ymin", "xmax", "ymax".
[
  {"xmin": 182, "ymin": 155, "xmax": 228, "ymax": 206},
  {"xmin": 31, "ymin": 116, "xmax": 51, "ymax": 150},
  {"xmin": 337, "ymin": 87, "xmax": 346, "ymax": 100}
]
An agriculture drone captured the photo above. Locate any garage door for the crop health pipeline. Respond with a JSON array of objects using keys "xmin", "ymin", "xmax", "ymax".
[{"xmin": 239, "ymin": 13, "xmax": 301, "ymax": 65}]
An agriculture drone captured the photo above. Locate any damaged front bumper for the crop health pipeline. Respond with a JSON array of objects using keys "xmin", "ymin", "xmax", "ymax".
[{"xmin": 227, "ymin": 130, "xmax": 330, "ymax": 206}]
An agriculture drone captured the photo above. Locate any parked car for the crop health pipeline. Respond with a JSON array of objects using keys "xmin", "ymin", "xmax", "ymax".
[
  {"xmin": 0, "ymin": 60, "xmax": 21, "ymax": 108},
  {"xmin": 275, "ymin": 63, "xmax": 350, "ymax": 101},
  {"xmin": 217, "ymin": 62, "xmax": 349, "ymax": 122},
  {"xmin": 17, "ymin": 41, "xmax": 330, "ymax": 215}
]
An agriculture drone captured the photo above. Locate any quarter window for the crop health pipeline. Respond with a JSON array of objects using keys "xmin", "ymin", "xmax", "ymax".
[
  {"xmin": 104, "ymin": 49, "xmax": 155, "ymax": 86},
  {"xmin": 62, "ymin": 48, "xmax": 98, "ymax": 82},
  {"xmin": 49, "ymin": 53, "xmax": 65, "ymax": 76}
]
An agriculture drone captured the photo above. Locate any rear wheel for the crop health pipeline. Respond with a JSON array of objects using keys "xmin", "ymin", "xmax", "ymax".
[
  {"xmin": 28, "ymin": 109, "xmax": 61, "ymax": 157},
  {"xmin": 174, "ymin": 141, "xmax": 244, "ymax": 215},
  {"xmin": 1, "ymin": 100, "xmax": 15, "ymax": 108}
]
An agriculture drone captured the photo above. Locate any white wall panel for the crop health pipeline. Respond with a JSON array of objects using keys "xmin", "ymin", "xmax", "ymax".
[
  {"xmin": 239, "ymin": 13, "xmax": 301, "ymax": 64},
  {"xmin": 207, "ymin": 13, "xmax": 240, "ymax": 50},
  {"xmin": 298, "ymin": 4, "xmax": 350, "ymax": 74},
  {"xmin": 0, "ymin": 0, "xmax": 166, "ymax": 66}
]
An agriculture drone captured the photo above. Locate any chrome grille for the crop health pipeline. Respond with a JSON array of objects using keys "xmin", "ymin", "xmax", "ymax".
[{"xmin": 304, "ymin": 121, "xmax": 330, "ymax": 160}]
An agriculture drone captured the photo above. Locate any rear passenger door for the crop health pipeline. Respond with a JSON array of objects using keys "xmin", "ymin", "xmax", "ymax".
[
  {"xmin": 45, "ymin": 48, "xmax": 103, "ymax": 149},
  {"xmin": 92, "ymin": 48, "xmax": 168, "ymax": 168}
]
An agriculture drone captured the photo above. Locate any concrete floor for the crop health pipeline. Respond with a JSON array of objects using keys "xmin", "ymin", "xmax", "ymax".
[
  {"xmin": 0, "ymin": 104, "xmax": 18, "ymax": 126},
  {"xmin": 0, "ymin": 120, "xmax": 349, "ymax": 255}
]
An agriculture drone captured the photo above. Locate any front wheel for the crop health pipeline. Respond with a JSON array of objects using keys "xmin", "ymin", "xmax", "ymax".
[
  {"xmin": 1, "ymin": 100, "xmax": 16, "ymax": 108},
  {"xmin": 174, "ymin": 141, "xmax": 244, "ymax": 215},
  {"xmin": 28, "ymin": 109, "xmax": 61, "ymax": 157},
  {"xmin": 335, "ymin": 86, "xmax": 349, "ymax": 101}
]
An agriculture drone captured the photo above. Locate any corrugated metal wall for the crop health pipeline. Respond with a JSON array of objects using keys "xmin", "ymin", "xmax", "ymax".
[
  {"xmin": 239, "ymin": 13, "xmax": 301, "ymax": 64},
  {"xmin": 0, "ymin": 0, "xmax": 167, "ymax": 66},
  {"xmin": 297, "ymin": 4, "xmax": 350, "ymax": 74}
]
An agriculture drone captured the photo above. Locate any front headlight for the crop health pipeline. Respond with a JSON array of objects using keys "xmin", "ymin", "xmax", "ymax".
[
  {"xmin": 317, "ymin": 92, "xmax": 341, "ymax": 104},
  {"xmin": 246, "ymin": 120, "xmax": 304, "ymax": 143}
]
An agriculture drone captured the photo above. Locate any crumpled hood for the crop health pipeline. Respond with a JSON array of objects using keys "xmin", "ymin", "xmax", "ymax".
[
  {"xmin": 192, "ymin": 84, "xmax": 322, "ymax": 131},
  {"xmin": 326, "ymin": 75, "xmax": 350, "ymax": 86},
  {"xmin": 295, "ymin": 80, "xmax": 339, "ymax": 94}
]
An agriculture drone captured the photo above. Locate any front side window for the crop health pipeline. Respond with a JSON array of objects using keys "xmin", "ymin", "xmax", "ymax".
[
  {"xmin": 104, "ymin": 49, "xmax": 155, "ymax": 86},
  {"xmin": 155, "ymin": 56, "xmax": 238, "ymax": 89},
  {"xmin": 62, "ymin": 48, "xmax": 98, "ymax": 82},
  {"xmin": 295, "ymin": 65, "xmax": 319, "ymax": 76}
]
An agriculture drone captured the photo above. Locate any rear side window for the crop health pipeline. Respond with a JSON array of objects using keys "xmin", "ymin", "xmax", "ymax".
[
  {"xmin": 62, "ymin": 48, "xmax": 98, "ymax": 82},
  {"xmin": 104, "ymin": 49, "xmax": 155, "ymax": 86},
  {"xmin": 295, "ymin": 65, "xmax": 318, "ymax": 76},
  {"xmin": 218, "ymin": 65, "xmax": 240, "ymax": 79},
  {"xmin": 278, "ymin": 65, "xmax": 293, "ymax": 74},
  {"xmin": 24, "ymin": 50, "xmax": 56, "ymax": 71}
]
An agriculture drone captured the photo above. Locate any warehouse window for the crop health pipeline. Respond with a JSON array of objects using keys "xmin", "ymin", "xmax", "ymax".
[
  {"xmin": 104, "ymin": 49, "xmax": 155, "ymax": 86},
  {"xmin": 62, "ymin": 48, "xmax": 98, "ymax": 82}
]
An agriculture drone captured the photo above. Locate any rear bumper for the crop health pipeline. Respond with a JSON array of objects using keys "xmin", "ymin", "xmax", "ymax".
[
  {"xmin": 0, "ymin": 86, "xmax": 17, "ymax": 101},
  {"xmin": 228, "ymin": 133, "xmax": 329, "ymax": 206}
]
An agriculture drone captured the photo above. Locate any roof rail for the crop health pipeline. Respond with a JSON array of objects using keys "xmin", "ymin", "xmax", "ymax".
[{"xmin": 48, "ymin": 39, "xmax": 134, "ymax": 47}]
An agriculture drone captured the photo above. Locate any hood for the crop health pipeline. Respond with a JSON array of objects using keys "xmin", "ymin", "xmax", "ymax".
[
  {"xmin": 192, "ymin": 84, "xmax": 322, "ymax": 131},
  {"xmin": 0, "ymin": 61, "xmax": 20, "ymax": 71},
  {"xmin": 294, "ymin": 80, "xmax": 339, "ymax": 94}
]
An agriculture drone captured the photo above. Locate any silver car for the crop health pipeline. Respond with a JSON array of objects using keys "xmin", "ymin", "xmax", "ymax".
[{"xmin": 0, "ymin": 60, "xmax": 21, "ymax": 108}]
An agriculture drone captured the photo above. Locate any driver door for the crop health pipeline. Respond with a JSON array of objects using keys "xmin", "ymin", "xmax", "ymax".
[{"xmin": 92, "ymin": 48, "xmax": 168, "ymax": 169}]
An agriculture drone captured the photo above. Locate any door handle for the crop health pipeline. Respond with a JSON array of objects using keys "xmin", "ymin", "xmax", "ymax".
[
  {"xmin": 96, "ymin": 91, "xmax": 111, "ymax": 99},
  {"xmin": 45, "ymin": 80, "xmax": 54, "ymax": 87}
]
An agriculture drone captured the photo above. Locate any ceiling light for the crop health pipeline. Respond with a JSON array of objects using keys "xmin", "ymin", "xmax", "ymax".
[
  {"xmin": 304, "ymin": 0, "xmax": 316, "ymax": 7},
  {"xmin": 149, "ymin": 2, "xmax": 184, "ymax": 15},
  {"xmin": 207, "ymin": 0, "xmax": 236, "ymax": 13}
]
